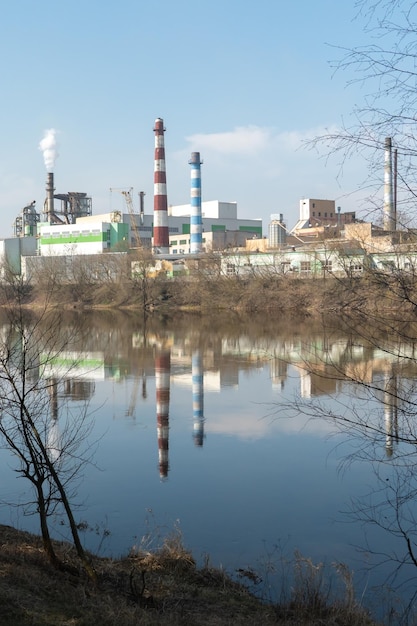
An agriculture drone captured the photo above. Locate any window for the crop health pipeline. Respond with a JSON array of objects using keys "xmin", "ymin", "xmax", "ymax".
[{"xmin": 300, "ymin": 261, "xmax": 311, "ymax": 272}]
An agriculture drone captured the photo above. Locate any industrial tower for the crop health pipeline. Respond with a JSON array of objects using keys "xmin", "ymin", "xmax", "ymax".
[
  {"xmin": 153, "ymin": 118, "xmax": 169, "ymax": 253},
  {"xmin": 189, "ymin": 152, "xmax": 203, "ymax": 254}
]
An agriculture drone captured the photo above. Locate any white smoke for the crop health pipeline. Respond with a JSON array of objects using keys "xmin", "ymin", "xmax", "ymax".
[{"xmin": 39, "ymin": 128, "xmax": 59, "ymax": 172}]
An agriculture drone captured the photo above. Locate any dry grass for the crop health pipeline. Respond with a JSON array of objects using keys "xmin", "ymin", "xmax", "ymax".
[{"xmin": 0, "ymin": 524, "xmax": 381, "ymax": 626}]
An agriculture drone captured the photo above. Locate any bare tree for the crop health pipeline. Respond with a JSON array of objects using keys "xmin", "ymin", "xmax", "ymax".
[
  {"xmin": 282, "ymin": 297, "xmax": 417, "ymax": 618},
  {"xmin": 311, "ymin": 0, "xmax": 417, "ymax": 225},
  {"xmin": 0, "ymin": 276, "xmax": 97, "ymax": 579}
]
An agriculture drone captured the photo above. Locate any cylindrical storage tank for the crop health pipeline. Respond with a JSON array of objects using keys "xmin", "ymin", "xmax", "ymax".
[{"xmin": 268, "ymin": 218, "xmax": 287, "ymax": 248}]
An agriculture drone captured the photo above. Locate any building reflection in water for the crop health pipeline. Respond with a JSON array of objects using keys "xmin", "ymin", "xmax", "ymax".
[
  {"xmin": 46, "ymin": 376, "xmax": 96, "ymax": 464},
  {"xmin": 192, "ymin": 350, "xmax": 205, "ymax": 447},
  {"xmin": 32, "ymin": 320, "xmax": 416, "ymax": 471}
]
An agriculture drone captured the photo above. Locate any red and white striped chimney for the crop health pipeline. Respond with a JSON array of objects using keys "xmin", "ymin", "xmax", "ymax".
[{"xmin": 153, "ymin": 118, "xmax": 169, "ymax": 253}]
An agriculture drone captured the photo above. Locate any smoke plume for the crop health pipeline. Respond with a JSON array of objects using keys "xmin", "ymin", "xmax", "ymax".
[{"xmin": 39, "ymin": 128, "xmax": 59, "ymax": 172}]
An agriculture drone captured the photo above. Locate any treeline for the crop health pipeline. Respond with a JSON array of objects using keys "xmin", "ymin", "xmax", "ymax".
[{"xmin": 5, "ymin": 259, "xmax": 417, "ymax": 318}]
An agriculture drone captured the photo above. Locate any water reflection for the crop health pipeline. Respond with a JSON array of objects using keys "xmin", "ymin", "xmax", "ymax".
[
  {"xmin": 31, "ymin": 314, "xmax": 415, "ymax": 466},
  {"xmin": 154, "ymin": 340, "xmax": 171, "ymax": 479},
  {"xmin": 0, "ymin": 311, "xmax": 415, "ymax": 620},
  {"xmin": 383, "ymin": 369, "xmax": 399, "ymax": 457},
  {"xmin": 192, "ymin": 350, "xmax": 205, "ymax": 447},
  {"xmin": 23, "ymin": 312, "xmax": 412, "ymax": 463}
]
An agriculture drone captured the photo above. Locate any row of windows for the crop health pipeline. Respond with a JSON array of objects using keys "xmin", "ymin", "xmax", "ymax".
[
  {"xmin": 311, "ymin": 212, "xmax": 334, "ymax": 218},
  {"xmin": 170, "ymin": 238, "xmax": 206, "ymax": 246},
  {"xmin": 42, "ymin": 229, "xmax": 103, "ymax": 237}
]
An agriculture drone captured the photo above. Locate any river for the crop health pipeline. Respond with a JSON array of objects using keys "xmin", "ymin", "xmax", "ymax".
[{"xmin": 0, "ymin": 310, "xmax": 415, "ymax": 622}]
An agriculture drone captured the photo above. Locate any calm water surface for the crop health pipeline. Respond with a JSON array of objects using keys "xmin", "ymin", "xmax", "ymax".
[{"xmin": 0, "ymin": 311, "xmax": 415, "ymax": 620}]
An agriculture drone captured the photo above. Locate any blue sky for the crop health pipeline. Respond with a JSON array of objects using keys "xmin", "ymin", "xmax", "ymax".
[{"xmin": 0, "ymin": 0, "xmax": 377, "ymax": 237}]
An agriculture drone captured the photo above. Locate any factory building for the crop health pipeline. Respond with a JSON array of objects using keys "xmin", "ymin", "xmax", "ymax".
[
  {"xmin": 166, "ymin": 200, "xmax": 262, "ymax": 253},
  {"xmin": 12, "ymin": 197, "xmax": 261, "ymax": 274},
  {"xmin": 7, "ymin": 119, "xmax": 263, "ymax": 264},
  {"xmin": 291, "ymin": 198, "xmax": 356, "ymax": 235},
  {"xmin": 169, "ymin": 230, "xmax": 257, "ymax": 254},
  {"xmin": 38, "ymin": 221, "xmax": 129, "ymax": 256},
  {"xmin": 72, "ymin": 200, "xmax": 262, "ymax": 253},
  {"xmin": 0, "ymin": 237, "xmax": 37, "ymax": 277}
]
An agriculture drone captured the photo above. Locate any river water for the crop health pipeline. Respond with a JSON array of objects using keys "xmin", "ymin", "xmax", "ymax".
[{"xmin": 0, "ymin": 310, "xmax": 415, "ymax": 622}]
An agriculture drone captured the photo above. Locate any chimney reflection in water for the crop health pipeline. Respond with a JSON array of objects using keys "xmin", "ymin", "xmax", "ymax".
[
  {"xmin": 155, "ymin": 346, "xmax": 171, "ymax": 479},
  {"xmin": 384, "ymin": 369, "xmax": 399, "ymax": 457},
  {"xmin": 192, "ymin": 350, "xmax": 205, "ymax": 446}
]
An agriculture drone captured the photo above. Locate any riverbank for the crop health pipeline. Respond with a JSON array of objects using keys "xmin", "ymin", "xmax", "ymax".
[
  {"xmin": 0, "ymin": 524, "xmax": 379, "ymax": 626},
  {"xmin": 4, "ymin": 271, "xmax": 407, "ymax": 318}
]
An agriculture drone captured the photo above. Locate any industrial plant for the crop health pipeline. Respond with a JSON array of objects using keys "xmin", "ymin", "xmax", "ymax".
[{"xmin": 0, "ymin": 121, "xmax": 412, "ymax": 281}]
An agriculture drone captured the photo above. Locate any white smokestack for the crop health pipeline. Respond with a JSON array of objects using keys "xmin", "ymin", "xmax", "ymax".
[
  {"xmin": 383, "ymin": 137, "xmax": 395, "ymax": 231},
  {"xmin": 39, "ymin": 128, "xmax": 59, "ymax": 172}
]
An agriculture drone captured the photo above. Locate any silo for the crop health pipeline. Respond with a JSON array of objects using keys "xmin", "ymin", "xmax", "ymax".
[{"xmin": 268, "ymin": 214, "xmax": 287, "ymax": 248}]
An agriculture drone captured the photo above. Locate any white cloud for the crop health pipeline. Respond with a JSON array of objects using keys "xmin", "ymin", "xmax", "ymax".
[
  {"xmin": 186, "ymin": 125, "xmax": 270, "ymax": 156},
  {"xmin": 171, "ymin": 122, "xmax": 368, "ymax": 224},
  {"xmin": 184, "ymin": 123, "xmax": 343, "ymax": 161}
]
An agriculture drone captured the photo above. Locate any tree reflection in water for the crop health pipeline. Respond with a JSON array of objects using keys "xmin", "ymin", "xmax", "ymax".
[{"xmin": 0, "ymin": 309, "xmax": 416, "ymax": 621}]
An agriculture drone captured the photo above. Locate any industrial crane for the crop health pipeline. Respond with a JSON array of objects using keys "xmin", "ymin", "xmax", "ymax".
[
  {"xmin": 109, "ymin": 187, "xmax": 142, "ymax": 249},
  {"xmin": 121, "ymin": 189, "xmax": 142, "ymax": 249}
]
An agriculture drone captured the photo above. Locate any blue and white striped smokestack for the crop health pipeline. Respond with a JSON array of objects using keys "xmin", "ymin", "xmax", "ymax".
[{"xmin": 189, "ymin": 152, "xmax": 203, "ymax": 254}]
